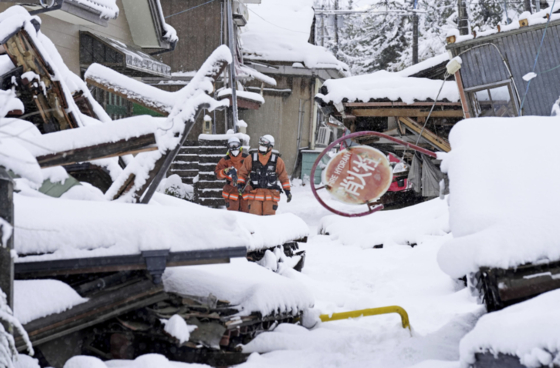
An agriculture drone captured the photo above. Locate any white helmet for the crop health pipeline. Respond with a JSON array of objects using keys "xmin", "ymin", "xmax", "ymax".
[
  {"xmin": 259, "ymin": 134, "xmax": 275, "ymax": 148},
  {"xmin": 228, "ymin": 136, "xmax": 241, "ymax": 146}
]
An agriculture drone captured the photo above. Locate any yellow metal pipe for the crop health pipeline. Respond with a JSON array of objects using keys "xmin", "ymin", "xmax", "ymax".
[{"xmin": 319, "ymin": 305, "xmax": 411, "ymax": 331}]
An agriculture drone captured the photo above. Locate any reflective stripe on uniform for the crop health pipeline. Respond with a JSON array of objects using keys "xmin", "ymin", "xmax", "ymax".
[
  {"xmin": 229, "ymin": 193, "xmax": 239, "ymax": 200},
  {"xmin": 222, "ymin": 192, "xmax": 229, "ymax": 199},
  {"xmin": 242, "ymin": 193, "xmax": 250, "ymax": 200},
  {"xmin": 282, "ymin": 182, "xmax": 290, "ymax": 189},
  {"xmin": 254, "ymin": 195, "xmax": 265, "ymax": 201},
  {"xmin": 273, "ymin": 195, "xmax": 281, "ymax": 202},
  {"xmin": 238, "ymin": 177, "xmax": 246, "ymax": 183}
]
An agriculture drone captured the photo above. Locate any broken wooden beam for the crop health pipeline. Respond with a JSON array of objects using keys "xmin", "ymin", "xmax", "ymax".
[
  {"xmin": 398, "ymin": 117, "xmax": 451, "ymax": 152},
  {"xmin": 351, "ymin": 108, "xmax": 464, "ymax": 118},
  {"xmin": 108, "ymin": 46, "xmax": 230, "ymax": 203},
  {"xmin": 3, "ymin": 28, "xmax": 76, "ymax": 132},
  {"xmin": 36, "ymin": 134, "xmax": 157, "ymax": 168},
  {"xmin": 15, "ymin": 278, "xmax": 167, "ymax": 351},
  {"xmin": 15, "ymin": 246, "xmax": 247, "ymax": 278}
]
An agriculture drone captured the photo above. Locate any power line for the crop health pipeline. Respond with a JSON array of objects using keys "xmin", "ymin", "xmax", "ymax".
[
  {"xmin": 165, "ymin": 0, "xmax": 217, "ymax": 19},
  {"xmin": 247, "ymin": 8, "xmax": 310, "ymax": 34}
]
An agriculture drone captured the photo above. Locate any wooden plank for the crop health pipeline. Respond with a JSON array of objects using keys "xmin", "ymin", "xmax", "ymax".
[
  {"xmin": 36, "ymin": 134, "xmax": 158, "ymax": 168},
  {"xmin": 351, "ymin": 108, "xmax": 464, "ymax": 118},
  {"xmin": 398, "ymin": 117, "xmax": 451, "ymax": 152}
]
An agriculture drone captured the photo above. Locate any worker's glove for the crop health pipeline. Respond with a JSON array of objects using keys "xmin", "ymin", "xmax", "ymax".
[
  {"xmin": 285, "ymin": 190, "xmax": 292, "ymax": 203},
  {"xmin": 223, "ymin": 167, "xmax": 231, "ymax": 174}
]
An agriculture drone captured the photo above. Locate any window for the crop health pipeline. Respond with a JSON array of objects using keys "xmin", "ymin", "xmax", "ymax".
[{"xmin": 466, "ymin": 82, "xmax": 519, "ymax": 117}]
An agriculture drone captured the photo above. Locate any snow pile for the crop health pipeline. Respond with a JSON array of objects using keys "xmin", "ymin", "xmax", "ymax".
[
  {"xmin": 242, "ymin": 0, "xmax": 348, "ymax": 73},
  {"xmin": 0, "ymin": 287, "xmax": 33, "ymax": 368},
  {"xmin": 438, "ymin": 116, "xmax": 560, "ymax": 279},
  {"xmin": 14, "ymin": 192, "xmax": 308, "ymax": 260},
  {"xmin": 238, "ymin": 64, "xmax": 277, "ymax": 86},
  {"xmin": 70, "ymin": 0, "xmax": 119, "ymax": 19},
  {"xmin": 459, "ymin": 289, "xmax": 560, "ymax": 367},
  {"xmin": 14, "ymin": 280, "xmax": 87, "ymax": 324},
  {"xmin": 163, "ymin": 258, "xmax": 314, "ymax": 317},
  {"xmin": 162, "ymin": 315, "xmax": 197, "ymax": 344},
  {"xmin": 316, "ymin": 70, "xmax": 459, "ymax": 105},
  {"xmin": 65, "ymin": 354, "xmax": 210, "ymax": 368},
  {"xmin": 157, "ymin": 174, "xmax": 193, "ymax": 200},
  {"xmin": 320, "ymin": 198, "xmax": 449, "ymax": 249}
]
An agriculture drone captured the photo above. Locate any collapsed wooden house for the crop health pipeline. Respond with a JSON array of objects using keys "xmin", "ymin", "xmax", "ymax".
[{"xmin": 0, "ymin": 7, "xmax": 311, "ymax": 367}]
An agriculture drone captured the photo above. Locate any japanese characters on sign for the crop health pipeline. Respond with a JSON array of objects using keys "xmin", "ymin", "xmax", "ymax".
[{"xmin": 323, "ymin": 146, "xmax": 393, "ymax": 205}]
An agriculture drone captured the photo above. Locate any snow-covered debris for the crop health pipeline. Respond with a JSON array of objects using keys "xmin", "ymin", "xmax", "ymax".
[
  {"xmin": 198, "ymin": 132, "xmax": 250, "ymax": 145},
  {"xmin": 438, "ymin": 116, "xmax": 560, "ymax": 279},
  {"xmin": 14, "ymin": 355, "xmax": 40, "ymax": 368},
  {"xmin": 218, "ymin": 89, "xmax": 265, "ymax": 104},
  {"xmin": 316, "ymin": 70, "xmax": 460, "ymax": 105},
  {"xmin": 0, "ymin": 6, "xmax": 111, "ymax": 125},
  {"xmin": 14, "ymin": 280, "xmax": 87, "ymax": 324},
  {"xmin": 163, "ymin": 258, "xmax": 314, "ymax": 317},
  {"xmin": 242, "ymin": 0, "xmax": 348, "ymax": 73},
  {"xmin": 320, "ymin": 198, "xmax": 449, "ymax": 249},
  {"xmin": 4, "ymin": 115, "xmax": 158, "ymax": 158},
  {"xmin": 14, "ymin": 192, "xmax": 308, "ymax": 260},
  {"xmin": 105, "ymin": 46, "xmax": 231, "ymax": 203},
  {"xmin": 162, "ymin": 315, "xmax": 197, "ymax": 344},
  {"xmin": 459, "ymin": 289, "xmax": 560, "ymax": 368}
]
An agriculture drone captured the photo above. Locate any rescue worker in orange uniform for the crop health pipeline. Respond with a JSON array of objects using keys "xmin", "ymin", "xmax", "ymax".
[
  {"xmin": 237, "ymin": 135, "xmax": 292, "ymax": 216},
  {"xmin": 215, "ymin": 137, "xmax": 250, "ymax": 212}
]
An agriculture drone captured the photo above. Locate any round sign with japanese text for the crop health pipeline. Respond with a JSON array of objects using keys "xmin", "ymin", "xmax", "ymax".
[{"xmin": 322, "ymin": 146, "xmax": 393, "ymax": 205}]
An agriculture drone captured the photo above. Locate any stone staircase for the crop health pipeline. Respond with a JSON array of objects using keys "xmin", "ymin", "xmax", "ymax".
[{"xmin": 169, "ymin": 137, "xmax": 245, "ymax": 208}]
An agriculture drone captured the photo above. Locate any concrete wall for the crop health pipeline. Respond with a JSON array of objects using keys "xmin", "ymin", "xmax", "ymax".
[
  {"xmin": 159, "ymin": 0, "xmax": 224, "ymax": 73},
  {"xmin": 239, "ymin": 75, "xmax": 317, "ymax": 174},
  {"xmin": 0, "ymin": 1, "xmax": 134, "ymax": 75}
]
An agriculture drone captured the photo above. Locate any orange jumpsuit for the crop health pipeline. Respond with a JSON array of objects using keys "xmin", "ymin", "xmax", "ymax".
[
  {"xmin": 214, "ymin": 152, "xmax": 250, "ymax": 212},
  {"xmin": 238, "ymin": 150, "xmax": 291, "ymax": 216}
]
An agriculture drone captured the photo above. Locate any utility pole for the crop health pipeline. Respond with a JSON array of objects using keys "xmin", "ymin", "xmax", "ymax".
[
  {"xmin": 503, "ymin": 0, "xmax": 510, "ymax": 24},
  {"xmin": 334, "ymin": 0, "xmax": 339, "ymax": 54},
  {"xmin": 457, "ymin": 0, "xmax": 469, "ymax": 35},
  {"xmin": 412, "ymin": 0, "xmax": 419, "ymax": 64},
  {"xmin": 226, "ymin": 0, "xmax": 239, "ymax": 132},
  {"xmin": 0, "ymin": 167, "xmax": 14, "ymax": 311}
]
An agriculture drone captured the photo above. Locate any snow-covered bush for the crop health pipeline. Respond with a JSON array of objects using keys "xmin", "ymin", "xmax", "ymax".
[{"xmin": 157, "ymin": 175, "xmax": 193, "ymax": 201}]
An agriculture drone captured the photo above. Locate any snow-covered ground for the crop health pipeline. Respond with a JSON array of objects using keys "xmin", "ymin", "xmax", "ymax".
[{"xmin": 234, "ymin": 183, "xmax": 483, "ymax": 368}]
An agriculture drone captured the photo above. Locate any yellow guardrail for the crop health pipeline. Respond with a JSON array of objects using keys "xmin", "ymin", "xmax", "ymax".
[{"xmin": 319, "ymin": 305, "xmax": 411, "ymax": 331}]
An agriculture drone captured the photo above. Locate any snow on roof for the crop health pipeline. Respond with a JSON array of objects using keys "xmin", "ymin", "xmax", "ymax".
[
  {"xmin": 399, "ymin": 53, "xmax": 450, "ymax": 78},
  {"xmin": 85, "ymin": 63, "xmax": 176, "ymax": 114},
  {"xmin": 242, "ymin": 0, "xmax": 349, "ymax": 73},
  {"xmin": 316, "ymin": 70, "xmax": 460, "ymax": 105},
  {"xmin": 14, "ymin": 280, "xmax": 87, "ymax": 324},
  {"xmin": 153, "ymin": 0, "xmax": 178, "ymax": 43},
  {"xmin": 238, "ymin": 64, "xmax": 277, "ymax": 86},
  {"xmin": 437, "ymin": 116, "xmax": 560, "ymax": 279},
  {"xmin": 449, "ymin": 3, "xmax": 560, "ymax": 44},
  {"xmin": 198, "ymin": 132, "xmax": 250, "ymax": 145},
  {"xmin": 163, "ymin": 258, "xmax": 314, "ymax": 317},
  {"xmin": 14, "ymin": 192, "xmax": 308, "ymax": 261},
  {"xmin": 67, "ymin": 354, "xmax": 211, "ymax": 368},
  {"xmin": 69, "ymin": 0, "xmax": 119, "ymax": 19},
  {"xmin": 459, "ymin": 289, "xmax": 560, "ymax": 367}
]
